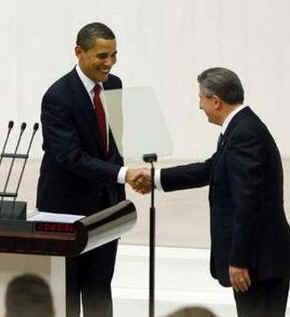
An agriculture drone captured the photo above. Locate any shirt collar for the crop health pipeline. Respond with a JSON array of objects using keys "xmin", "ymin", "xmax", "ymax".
[
  {"xmin": 76, "ymin": 64, "xmax": 103, "ymax": 95},
  {"xmin": 221, "ymin": 104, "xmax": 247, "ymax": 134}
]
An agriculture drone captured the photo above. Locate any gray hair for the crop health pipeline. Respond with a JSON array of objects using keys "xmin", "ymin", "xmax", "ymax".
[
  {"xmin": 197, "ymin": 67, "xmax": 244, "ymax": 105},
  {"xmin": 76, "ymin": 22, "xmax": 115, "ymax": 51}
]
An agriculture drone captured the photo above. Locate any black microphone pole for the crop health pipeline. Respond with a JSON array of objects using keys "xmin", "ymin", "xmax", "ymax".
[
  {"xmin": 143, "ymin": 153, "xmax": 157, "ymax": 317},
  {"xmin": 1, "ymin": 122, "xmax": 26, "ymax": 208},
  {"xmin": 0, "ymin": 121, "xmax": 38, "ymax": 220},
  {"xmin": 13, "ymin": 123, "xmax": 39, "ymax": 207},
  {"xmin": 0, "ymin": 121, "xmax": 14, "ymax": 168}
]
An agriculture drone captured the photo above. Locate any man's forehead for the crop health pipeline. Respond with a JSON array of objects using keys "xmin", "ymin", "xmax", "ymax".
[{"xmin": 93, "ymin": 38, "xmax": 116, "ymax": 47}]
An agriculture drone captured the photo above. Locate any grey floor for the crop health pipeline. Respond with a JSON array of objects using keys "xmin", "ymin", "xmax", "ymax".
[{"xmin": 112, "ymin": 245, "xmax": 290, "ymax": 317}]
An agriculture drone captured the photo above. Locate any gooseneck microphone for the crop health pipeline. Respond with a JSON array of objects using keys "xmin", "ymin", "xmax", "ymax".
[
  {"xmin": 1, "ymin": 122, "xmax": 27, "ymax": 204},
  {"xmin": 0, "ymin": 121, "xmax": 14, "ymax": 168},
  {"xmin": 13, "ymin": 123, "xmax": 39, "ymax": 204},
  {"xmin": 0, "ymin": 121, "xmax": 39, "ymax": 218}
]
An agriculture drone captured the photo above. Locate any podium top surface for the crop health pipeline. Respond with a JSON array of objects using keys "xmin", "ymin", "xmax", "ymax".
[{"xmin": 0, "ymin": 200, "xmax": 136, "ymax": 257}]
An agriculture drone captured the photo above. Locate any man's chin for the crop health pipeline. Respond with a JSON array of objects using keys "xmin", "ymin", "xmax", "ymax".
[
  {"xmin": 98, "ymin": 73, "xmax": 109, "ymax": 82},
  {"xmin": 93, "ymin": 71, "xmax": 110, "ymax": 82},
  {"xmin": 102, "ymin": 74, "xmax": 109, "ymax": 82}
]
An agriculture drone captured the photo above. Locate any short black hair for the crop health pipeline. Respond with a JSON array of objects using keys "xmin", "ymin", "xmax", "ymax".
[
  {"xmin": 168, "ymin": 306, "xmax": 217, "ymax": 317},
  {"xmin": 197, "ymin": 67, "xmax": 244, "ymax": 105},
  {"xmin": 5, "ymin": 274, "xmax": 54, "ymax": 317},
  {"xmin": 76, "ymin": 22, "xmax": 115, "ymax": 51}
]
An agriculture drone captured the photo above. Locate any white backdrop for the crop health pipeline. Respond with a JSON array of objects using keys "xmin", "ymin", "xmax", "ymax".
[{"xmin": 1, "ymin": 0, "xmax": 290, "ymax": 160}]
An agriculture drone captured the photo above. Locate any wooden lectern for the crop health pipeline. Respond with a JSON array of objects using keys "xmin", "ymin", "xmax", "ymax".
[{"xmin": 0, "ymin": 200, "xmax": 137, "ymax": 317}]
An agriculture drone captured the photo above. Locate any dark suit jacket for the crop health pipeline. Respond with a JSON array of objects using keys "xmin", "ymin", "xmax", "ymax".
[
  {"xmin": 36, "ymin": 68, "xmax": 125, "ymax": 215},
  {"xmin": 160, "ymin": 107, "xmax": 290, "ymax": 286}
]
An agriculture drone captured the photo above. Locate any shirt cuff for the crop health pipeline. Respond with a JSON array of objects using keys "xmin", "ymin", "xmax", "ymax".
[
  {"xmin": 155, "ymin": 169, "xmax": 164, "ymax": 191},
  {"xmin": 117, "ymin": 166, "xmax": 127, "ymax": 184}
]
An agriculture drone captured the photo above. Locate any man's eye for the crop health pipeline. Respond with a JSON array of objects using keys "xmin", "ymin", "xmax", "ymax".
[{"xmin": 97, "ymin": 54, "xmax": 108, "ymax": 59}]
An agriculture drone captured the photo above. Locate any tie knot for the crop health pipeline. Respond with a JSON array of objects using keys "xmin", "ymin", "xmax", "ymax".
[{"xmin": 94, "ymin": 84, "xmax": 101, "ymax": 95}]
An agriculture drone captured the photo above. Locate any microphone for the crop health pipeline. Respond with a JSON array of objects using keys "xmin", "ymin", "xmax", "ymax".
[
  {"xmin": 13, "ymin": 122, "xmax": 39, "ymax": 203},
  {"xmin": 8, "ymin": 121, "xmax": 14, "ymax": 129},
  {"xmin": 21, "ymin": 122, "xmax": 27, "ymax": 131},
  {"xmin": 0, "ymin": 121, "xmax": 39, "ymax": 219},
  {"xmin": 1, "ymin": 122, "xmax": 27, "ymax": 207},
  {"xmin": 0, "ymin": 121, "xmax": 14, "ymax": 168},
  {"xmin": 33, "ymin": 122, "xmax": 39, "ymax": 131}
]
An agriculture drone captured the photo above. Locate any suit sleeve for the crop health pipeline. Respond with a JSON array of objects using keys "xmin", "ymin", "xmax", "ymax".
[
  {"xmin": 41, "ymin": 92, "xmax": 121, "ymax": 183},
  {"xmin": 226, "ymin": 131, "xmax": 264, "ymax": 267},
  {"xmin": 160, "ymin": 158, "xmax": 212, "ymax": 192}
]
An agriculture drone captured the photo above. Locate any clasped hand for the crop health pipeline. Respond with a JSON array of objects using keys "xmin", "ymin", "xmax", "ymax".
[{"xmin": 126, "ymin": 168, "xmax": 152, "ymax": 194}]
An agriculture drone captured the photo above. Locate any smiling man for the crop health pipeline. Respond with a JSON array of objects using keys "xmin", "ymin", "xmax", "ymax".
[
  {"xmin": 75, "ymin": 35, "xmax": 117, "ymax": 83},
  {"xmin": 36, "ymin": 22, "xmax": 144, "ymax": 317},
  {"xmin": 135, "ymin": 67, "xmax": 290, "ymax": 317}
]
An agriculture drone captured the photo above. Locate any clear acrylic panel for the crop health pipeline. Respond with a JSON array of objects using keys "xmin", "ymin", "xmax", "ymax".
[{"xmin": 104, "ymin": 87, "xmax": 173, "ymax": 161}]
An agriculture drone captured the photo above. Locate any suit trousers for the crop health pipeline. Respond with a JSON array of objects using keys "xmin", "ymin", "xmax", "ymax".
[
  {"xmin": 65, "ymin": 239, "xmax": 118, "ymax": 317},
  {"xmin": 234, "ymin": 278, "xmax": 289, "ymax": 317}
]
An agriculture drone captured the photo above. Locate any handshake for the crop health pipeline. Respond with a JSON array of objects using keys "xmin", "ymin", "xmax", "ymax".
[{"xmin": 125, "ymin": 168, "xmax": 152, "ymax": 194}]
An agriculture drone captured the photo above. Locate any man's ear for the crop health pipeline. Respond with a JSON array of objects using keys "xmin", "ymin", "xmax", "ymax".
[
  {"xmin": 75, "ymin": 46, "xmax": 83, "ymax": 58},
  {"xmin": 212, "ymin": 95, "xmax": 222, "ymax": 110}
]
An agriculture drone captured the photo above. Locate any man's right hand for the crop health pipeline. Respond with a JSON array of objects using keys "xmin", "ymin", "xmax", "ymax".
[{"xmin": 126, "ymin": 168, "xmax": 152, "ymax": 194}]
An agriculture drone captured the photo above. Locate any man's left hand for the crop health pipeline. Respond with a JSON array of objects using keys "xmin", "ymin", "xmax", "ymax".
[{"xmin": 229, "ymin": 266, "xmax": 251, "ymax": 292}]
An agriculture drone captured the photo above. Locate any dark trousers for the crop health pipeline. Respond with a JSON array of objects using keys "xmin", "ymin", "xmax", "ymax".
[
  {"xmin": 65, "ymin": 239, "xmax": 118, "ymax": 317},
  {"xmin": 234, "ymin": 278, "xmax": 290, "ymax": 317}
]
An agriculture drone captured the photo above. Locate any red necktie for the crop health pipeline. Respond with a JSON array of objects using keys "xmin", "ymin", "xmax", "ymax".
[{"xmin": 93, "ymin": 84, "xmax": 107, "ymax": 151}]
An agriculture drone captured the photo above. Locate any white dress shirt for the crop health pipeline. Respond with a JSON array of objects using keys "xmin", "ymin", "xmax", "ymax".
[{"xmin": 76, "ymin": 65, "xmax": 127, "ymax": 184}]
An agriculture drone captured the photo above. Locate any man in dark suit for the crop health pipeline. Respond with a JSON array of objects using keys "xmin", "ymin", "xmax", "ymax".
[
  {"xmin": 136, "ymin": 67, "xmax": 290, "ymax": 316},
  {"xmin": 36, "ymin": 22, "xmax": 145, "ymax": 317}
]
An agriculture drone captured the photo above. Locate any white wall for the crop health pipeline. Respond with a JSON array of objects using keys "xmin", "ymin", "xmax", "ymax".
[{"xmin": 1, "ymin": 0, "xmax": 290, "ymax": 160}]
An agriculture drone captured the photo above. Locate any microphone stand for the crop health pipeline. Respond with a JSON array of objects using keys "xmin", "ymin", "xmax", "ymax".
[
  {"xmin": 143, "ymin": 153, "xmax": 157, "ymax": 317},
  {"xmin": 1, "ymin": 122, "xmax": 27, "ymax": 207},
  {"xmin": 0, "ymin": 122, "xmax": 39, "ymax": 219},
  {"xmin": 13, "ymin": 123, "xmax": 39, "ymax": 210},
  {"xmin": 0, "ymin": 121, "xmax": 14, "ymax": 168}
]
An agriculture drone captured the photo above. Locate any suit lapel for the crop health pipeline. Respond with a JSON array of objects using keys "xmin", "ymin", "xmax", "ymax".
[
  {"xmin": 209, "ymin": 107, "xmax": 252, "ymax": 196},
  {"xmin": 221, "ymin": 106, "xmax": 252, "ymax": 148},
  {"xmin": 67, "ymin": 69, "xmax": 106, "ymax": 153}
]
